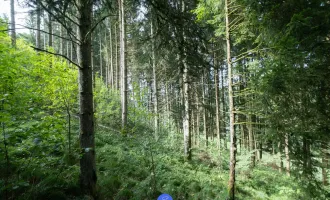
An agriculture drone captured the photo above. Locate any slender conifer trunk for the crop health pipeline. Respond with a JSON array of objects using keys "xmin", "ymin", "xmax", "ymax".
[
  {"xmin": 225, "ymin": 0, "xmax": 237, "ymax": 198},
  {"xmin": 77, "ymin": 0, "xmax": 96, "ymax": 197}
]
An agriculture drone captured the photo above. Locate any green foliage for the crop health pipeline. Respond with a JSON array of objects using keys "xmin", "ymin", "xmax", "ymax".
[
  {"xmin": 93, "ymin": 78, "xmax": 326, "ymax": 199},
  {"xmin": 0, "ymin": 19, "xmax": 81, "ymax": 199}
]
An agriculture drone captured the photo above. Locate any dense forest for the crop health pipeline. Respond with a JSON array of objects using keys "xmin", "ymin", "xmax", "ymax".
[{"xmin": 1, "ymin": 0, "xmax": 330, "ymax": 199}]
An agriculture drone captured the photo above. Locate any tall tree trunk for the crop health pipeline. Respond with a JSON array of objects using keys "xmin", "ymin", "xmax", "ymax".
[
  {"xmin": 196, "ymin": 91, "xmax": 200, "ymax": 147},
  {"xmin": 10, "ymin": 0, "xmax": 16, "ymax": 48},
  {"xmin": 48, "ymin": 13, "xmax": 53, "ymax": 47},
  {"xmin": 119, "ymin": 0, "xmax": 127, "ymax": 128},
  {"xmin": 225, "ymin": 0, "xmax": 237, "ymax": 198},
  {"xmin": 105, "ymin": 28, "xmax": 109, "ymax": 87},
  {"xmin": 322, "ymin": 142, "xmax": 328, "ymax": 185},
  {"xmin": 60, "ymin": 25, "xmax": 65, "ymax": 54},
  {"xmin": 43, "ymin": 12, "xmax": 46, "ymax": 49},
  {"xmin": 183, "ymin": 64, "xmax": 191, "ymax": 160},
  {"xmin": 99, "ymin": 32, "xmax": 103, "ymax": 80},
  {"xmin": 36, "ymin": 3, "xmax": 41, "ymax": 48},
  {"xmin": 248, "ymin": 114, "xmax": 255, "ymax": 168},
  {"xmin": 77, "ymin": 0, "xmax": 96, "ymax": 197},
  {"xmin": 278, "ymin": 141, "xmax": 283, "ymax": 173},
  {"xmin": 109, "ymin": 19, "xmax": 114, "ymax": 88},
  {"xmin": 151, "ymin": 21, "xmax": 159, "ymax": 140},
  {"xmin": 220, "ymin": 66, "xmax": 227, "ymax": 149},
  {"xmin": 303, "ymin": 136, "xmax": 311, "ymax": 176},
  {"xmin": 165, "ymin": 81, "xmax": 170, "ymax": 125},
  {"xmin": 215, "ymin": 66, "xmax": 221, "ymax": 152},
  {"xmin": 285, "ymin": 133, "xmax": 290, "ymax": 176},
  {"xmin": 115, "ymin": 21, "xmax": 119, "ymax": 90},
  {"xmin": 202, "ymin": 73, "xmax": 208, "ymax": 147}
]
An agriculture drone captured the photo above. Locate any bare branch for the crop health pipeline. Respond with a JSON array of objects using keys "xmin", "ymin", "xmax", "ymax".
[
  {"xmin": 84, "ymin": 14, "xmax": 112, "ymax": 42},
  {"xmin": 1, "ymin": 23, "xmax": 80, "ymax": 45},
  {"xmin": 38, "ymin": 1, "xmax": 81, "ymax": 44},
  {"xmin": 31, "ymin": 46, "xmax": 81, "ymax": 68}
]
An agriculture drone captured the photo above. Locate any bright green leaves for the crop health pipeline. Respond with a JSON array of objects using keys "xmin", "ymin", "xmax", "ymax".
[{"xmin": 0, "ymin": 18, "xmax": 79, "ymax": 198}]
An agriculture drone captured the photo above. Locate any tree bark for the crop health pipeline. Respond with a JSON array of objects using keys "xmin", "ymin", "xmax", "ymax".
[
  {"xmin": 202, "ymin": 73, "xmax": 208, "ymax": 147},
  {"xmin": 109, "ymin": 19, "xmax": 114, "ymax": 88},
  {"xmin": 183, "ymin": 64, "xmax": 191, "ymax": 160},
  {"xmin": 220, "ymin": 66, "xmax": 227, "ymax": 149},
  {"xmin": 215, "ymin": 66, "xmax": 221, "ymax": 152},
  {"xmin": 36, "ymin": 3, "xmax": 41, "ymax": 48},
  {"xmin": 225, "ymin": 0, "xmax": 237, "ymax": 198},
  {"xmin": 151, "ymin": 20, "xmax": 159, "ymax": 140},
  {"xmin": 99, "ymin": 31, "xmax": 103, "ymax": 79},
  {"xmin": 60, "ymin": 24, "xmax": 65, "ymax": 54},
  {"xmin": 10, "ymin": 0, "xmax": 16, "ymax": 48},
  {"xmin": 48, "ymin": 13, "xmax": 53, "ymax": 47},
  {"xmin": 322, "ymin": 142, "xmax": 328, "ymax": 185},
  {"xmin": 284, "ymin": 133, "xmax": 290, "ymax": 176},
  {"xmin": 196, "ymin": 91, "xmax": 200, "ymax": 147},
  {"xmin": 115, "ymin": 21, "xmax": 119, "ymax": 90},
  {"xmin": 248, "ymin": 114, "xmax": 255, "ymax": 168},
  {"xmin": 278, "ymin": 141, "xmax": 283, "ymax": 173},
  {"xmin": 77, "ymin": 0, "xmax": 96, "ymax": 197},
  {"xmin": 119, "ymin": 0, "xmax": 127, "ymax": 128}
]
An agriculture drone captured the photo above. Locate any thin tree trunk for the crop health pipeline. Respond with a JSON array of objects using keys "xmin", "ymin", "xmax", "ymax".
[
  {"xmin": 322, "ymin": 142, "xmax": 328, "ymax": 185},
  {"xmin": 215, "ymin": 66, "xmax": 221, "ymax": 151},
  {"xmin": 248, "ymin": 114, "xmax": 255, "ymax": 168},
  {"xmin": 225, "ymin": 0, "xmax": 237, "ymax": 198},
  {"xmin": 115, "ymin": 21, "xmax": 119, "ymax": 90},
  {"xmin": 109, "ymin": 19, "xmax": 114, "ymax": 88},
  {"xmin": 105, "ymin": 29, "xmax": 109, "ymax": 87},
  {"xmin": 202, "ymin": 73, "xmax": 208, "ymax": 147},
  {"xmin": 278, "ymin": 141, "xmax": 283, "ymax": 173},
  {"xmin": 196, "ymin": 91, "xmax": 200, "ymax": 147},
  {"xmin": 48, "ymin": 13, "xmax": 53, "ymax": 47},
  {"xmin": 43, "ymin": 12, "xmax": 46, "ymax": 49},
  {"xmin": 151, "ymin": 21, "xmax": 158, "ymax": 140},
  {"xmin": 183, "ymin": 64, "xmax": 191, "ymax": 160},
  {"xmin": 1, "ymin": 100, "xmax": 10, "ymax": 200},
  {"xmin": 284, "ymin": 133, "xmax": 290, "ymax": 176},
  {"xmin": 165, "ymin": 81, "xmax": 170, "ymax": 125},
  {"xmin": 220, "ymin": 66, "xmax": 227, "ymax": 149},
  {"xmin": 10, "ymin": 0, "xmax": 16, "ymax": 48},
  {"xmin": 36, "ymin": 3, "xmax": 41, "ymax": 48},
  {"xmin": 119, "ymin": 0, "xmax": 127, "ymax": 128},
  {"xmin": 100, "ymin": 32, "xmax": 103, "ymax": 80},
  {"xmin": 60, "ymin": 25, "xmax": 65, "ymax": 54},
  {"xmin": 77, "ymin": 0, "xmax": 96, "ymax": 197}
]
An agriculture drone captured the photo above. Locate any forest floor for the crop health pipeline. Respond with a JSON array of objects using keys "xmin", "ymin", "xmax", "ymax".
[{"xmin": 95, "ymin": 125, "xmax": 330, "ymax": 200}]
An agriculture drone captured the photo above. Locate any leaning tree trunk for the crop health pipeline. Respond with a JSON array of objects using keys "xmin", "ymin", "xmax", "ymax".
[
  {"xmin": 77, "ymin": 0, "xmax": 96, "ymax": 197},
  {"xmin": 225, "ymin": 0, "xmax": 237, "ymax": 198}
]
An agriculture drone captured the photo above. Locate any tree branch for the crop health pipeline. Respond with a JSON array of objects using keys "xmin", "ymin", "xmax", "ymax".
[
  {"xmin": 38, "ymin": 1, "xmax": 81, "ymax": 44},
  {"xmin": 31, "ymin": 46, "xmax": 81, "ymax": 68},
  {"xmin": 1, "ymin": 23, "xmax": 80, "ymax": 45},
  {"xmin": 84, "ymin": 14, "xmax": 112, "ymax": 42}
]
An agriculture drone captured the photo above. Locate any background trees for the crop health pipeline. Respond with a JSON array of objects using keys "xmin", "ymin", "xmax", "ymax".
[{"xmin": 1, "ymin": 0, "xmax": 330, "ymax": 199}]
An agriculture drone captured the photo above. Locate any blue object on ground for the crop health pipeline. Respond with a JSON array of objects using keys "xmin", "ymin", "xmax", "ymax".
[{"xmin": 157, "ymin": 193, "xmax": 173, "ymax": 200}]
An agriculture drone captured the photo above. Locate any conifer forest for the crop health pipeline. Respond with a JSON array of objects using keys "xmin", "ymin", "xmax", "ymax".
[{"xmin": 1, "ymin": 0, "xmax": 330, "ymax": 199}]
